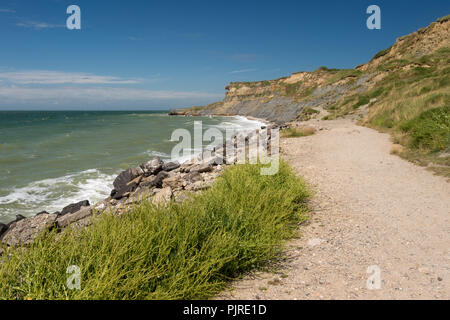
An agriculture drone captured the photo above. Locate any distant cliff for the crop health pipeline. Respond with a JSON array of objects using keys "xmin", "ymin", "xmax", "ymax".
[{"xmin": 170, "ymin": 15, "xmax": 450, "ymax": 125}]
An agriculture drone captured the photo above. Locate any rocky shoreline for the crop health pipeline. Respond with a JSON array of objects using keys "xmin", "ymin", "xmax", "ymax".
[{"xmin": 0, "ymin": 121, "xmax": 277, "ymax": 252}]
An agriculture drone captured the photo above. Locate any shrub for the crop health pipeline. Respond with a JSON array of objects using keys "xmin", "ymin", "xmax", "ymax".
[
  {"xmin": 437, "ymin": 15, "xmax": 450, "ymax": 23},
  {"xmin": 303, "ymin": 107, "xmax": 319, "ymax": 115},
  {"xmin": 372, "ymin": 46, "xmax": 392, "ymax": 60},
  {"xmin": 352, "ymin": 95, "xmax": 370, "ymax": 109},
  {"xmin": 281, "ymin": 127, "xmax": 316, "ymax": 138},
  {"xmin": 399, "ymin": 106, "xmax": 450, "ymax": 152},
  {"xmin": 285, "ymin": 82, "xmax": 302, "ymax": 96}
]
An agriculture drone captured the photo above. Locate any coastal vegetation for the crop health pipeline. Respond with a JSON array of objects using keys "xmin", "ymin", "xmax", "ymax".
[
  {"xmin": 0, "ymin": 161, "xmax": 309, "ymax": 299},
  {"xmin": 281, "ymin": 126, "xmax": 316, "ymax": 138}
]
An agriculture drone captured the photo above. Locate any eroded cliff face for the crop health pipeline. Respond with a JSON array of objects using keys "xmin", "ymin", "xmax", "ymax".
[
  {"xmin": 173, "ymin": 16, "xmax": 449, "ymax": 125},
  {"xmin": 196, "ymin": 68, "xmax": 376, "ymax": 124}
]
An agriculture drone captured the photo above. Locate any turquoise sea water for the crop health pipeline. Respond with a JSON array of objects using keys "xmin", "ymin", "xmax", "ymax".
[{"xmin": 0, "ymin": 111, "xmax": 263, "ymax": 223}]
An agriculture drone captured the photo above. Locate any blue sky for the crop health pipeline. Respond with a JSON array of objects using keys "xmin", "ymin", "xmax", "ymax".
[{"xmin": 0, "ymin": 0, "xmax": 448, "ymax": 110}]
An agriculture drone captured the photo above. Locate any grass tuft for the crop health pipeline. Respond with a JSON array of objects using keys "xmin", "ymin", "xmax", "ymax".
[
  {"xmin": 399, "ymin": 106, "xmax": 450, "ymax": 152},
  {"xmin": 281, "ymin": 127, "xmax": 316, "ymax": 138}
]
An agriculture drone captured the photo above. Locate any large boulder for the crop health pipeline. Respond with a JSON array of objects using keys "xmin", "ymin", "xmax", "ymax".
[
  {"xmin": 113, "ymin": 167, "xmax": 142, "ymax": 191},
  {"xmin": 162, "ymin": 161, "xmax": 180, "ymax": 172},
  {"xmin": 141, "ymin": 171, "xmax": 169, "ymax": 189},
  {"xmin": 162, "ymin": 174, "xmax": 184, "ymax": 190},
  {"xmin": 57, "ymin": 207, "xmax": 93, "ymax": 229},
  {"xmin": 190, "ymin": 163, "xmax": 213, "ymax": 174},
  {"xmin": 60, "ymin": 200, "xmax": 90, "ymax": 216},
  {"xmin": 184, "ymin": 171, "xmax": 203, "ymax": 183},
  {"xmin": 15, "ymin": 214, "xmax": 26, "ymax": 222},
  {"xmin": 140, "ymin": 157, "xmax": 164, "ymax": 176},
  {"xmin": 152, "ymin": 187, "xmax": 172, "ymax": 206},
  {"xmin": 1, "ymin": 213, "xmax": 57, "ymax": 246},
  {"xmin": 111, "ymin": 177, "xmax": 141, "ymax": 200}
]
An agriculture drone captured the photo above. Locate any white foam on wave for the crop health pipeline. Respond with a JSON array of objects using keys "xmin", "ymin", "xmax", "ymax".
[
  {"xmin": 146, "ymin": 150, "xmax": 171, "ymax": 159},
  {"xmin": 172, "ymin": 116, "xmax": 266, "ymax": 164},
  {"xmin": 0, "ymin": 169, "xmax": 115, "ymax": 220},
  {"xmin": 213, "ymin": 115, "xmax": 266, "ymax": 133}
]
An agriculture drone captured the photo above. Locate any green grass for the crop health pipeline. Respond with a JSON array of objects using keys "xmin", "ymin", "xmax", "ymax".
[
  {"xmin": 437, "ymin": 14, "xmax": 450, "ymax": 23},
  {"xmin": 303, "ymin": 107, "xmax": 319, "ymax": 115},
  {"xmin": 399, "ymin": 106, "xmax": 450, "ymax": 152},
  {"xmin": 316, "ymin": 66, "xmax": 340, "ymax": 72},
  {"xmin": 281, "ymin": 127, "xmax": 316, "ymax": 138},
  {"xmin": 0, "ymin": 161, "xmax": 309, "ymax": 300},
  {"xmin": 371, "ymin": 46, "xmax": 392, "ymax": 60},
  {"xmin": 325, "ymin": 69, "xmax": 362, "ymax": 85},
  {"xmin": 352, "ymin": 95, "xmax": 371, "ymax": 109},
  {"xmin": 284, "ymin": 82, "xmax": 302, "ymax": 96}
]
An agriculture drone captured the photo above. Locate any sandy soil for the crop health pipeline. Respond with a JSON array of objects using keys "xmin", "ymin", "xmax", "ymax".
[{"xmin": 217, "ymin": 119, "xmax": 449, "ymax": 300}]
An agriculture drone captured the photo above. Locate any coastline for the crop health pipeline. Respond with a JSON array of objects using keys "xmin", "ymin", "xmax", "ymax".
[
  {"xmin": 0, "ymin": 113, "xmax": 267, "ymax": 224},
  {"xmin": 0, "ymin": 114, "xmax": 274, "ymax": 247}
]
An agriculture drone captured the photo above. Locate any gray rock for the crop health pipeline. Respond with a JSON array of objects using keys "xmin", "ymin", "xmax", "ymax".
[
  {"xmin": 202, "ymin": 155, "xmax": 223, "ymax": 166},
  {"xmin": 57, "ymin": 207, "xmax": 93, "ymax": 229},
  {"xmin": 35, "ymin": 210, "xmax": 50, "ymax": 216},
  {"xmin": 180, "ymin": 163, "xmax": 194, "ymax": 173},
  {"xmin": 190, "ymin": 163, "xmax": 213, "ymax": 173},
  {"xmin": 111, "ymin": 180, "xmax": 139, "ymax": 200},
  {"xmin": 141, "ymin": 171, "xmax": 169, "ymax": 188},
  {"xmin": 162, "ymin": 175, "xmax": 184, "ymax": 190},
  {"xmin": 152, "ymin": 187, "xmax": 172, "ymax": 206},
  {"xmin": 1, "ymin": 213, "xmax": 57, "ymax": 246},
  {"xmin": 126, "ymin": 188, "xmax": 158, "ymax": 205},
  {"xmin": 185, "ymin": 180, "xmax": 211, "ymax": 191},
  {"xmin": 113, "ymin": 167, "xmax": 142, "ymax": 190},
  {"xmin": 15, "ymin": 214, "xmax": 26, "ymax": 222},
  {"xmin": 60, "ymin": 200, "xmax": 90, "ymax": 216},
  {"xmin": 162, "ymin": 161, "xmax": 180, "ymax": 172},
  {"xmin": 184, "ymin": 171, "xmax": 202, "ymax": 183},
  {"xmin": 140, "ymin": 157, "xmax": 164, "ymax": 176}
]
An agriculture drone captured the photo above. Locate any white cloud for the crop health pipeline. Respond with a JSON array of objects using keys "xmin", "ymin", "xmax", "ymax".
[
  {"xmin": 0, "ymin": 9, "xmax": 15, "ymax": 13},
  {"xmin": 0, "ymin": 86, "xmax": 223, "ymax": 108},
  {"xmin": 128, "ymin": 36, "xmax": 141, "ymax": 41},
  {"xmin": 229, "ymin": 68, "xmax": 258, "ymax": 74},
  {"xmin": 0, "ymin": 70, "xmax": 141, "ymax": 85},
  {"xmin": 0, "ymin": 86, "xmax": 220, "ymax": 100},
  {"xmin": 16, "ymin": 21, "xmax": 65, "ymax": 29},
  {"xmin": 0, "ymin": 70, "xmax": 222, "ymax": 108}
]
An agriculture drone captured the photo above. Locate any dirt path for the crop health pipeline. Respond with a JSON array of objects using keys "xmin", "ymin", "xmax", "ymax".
[{"xmin": 218, "ymin": 119, "xmax": 450, "ymax": 300}]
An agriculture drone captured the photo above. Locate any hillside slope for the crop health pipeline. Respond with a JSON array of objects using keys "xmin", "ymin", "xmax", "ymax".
[{"xmin": 174, "ymin": 15, "xmax": 450, "ymax": 176}]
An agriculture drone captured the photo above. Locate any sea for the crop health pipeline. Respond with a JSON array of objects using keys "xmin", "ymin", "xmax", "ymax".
[{"xmin": 0, "ymin": 111, "xmax": 264, "ymax": 223}]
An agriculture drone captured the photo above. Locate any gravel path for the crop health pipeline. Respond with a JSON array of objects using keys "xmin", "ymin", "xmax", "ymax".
[{"xmin": 218, "ymin": 119, "xmax": 449, "ymax": 300}]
